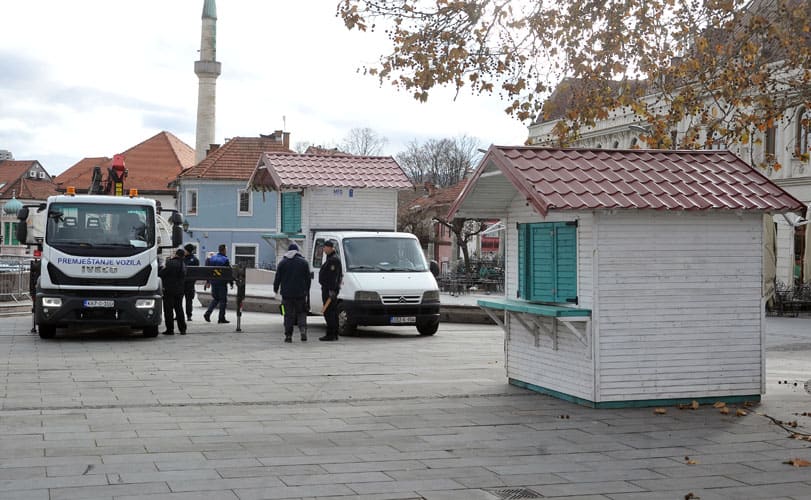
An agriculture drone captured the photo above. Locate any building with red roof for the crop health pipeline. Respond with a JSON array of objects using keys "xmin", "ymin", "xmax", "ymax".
[{"xmin": 0, "ymin": 160, "xmax": 58, "ymax": 253}]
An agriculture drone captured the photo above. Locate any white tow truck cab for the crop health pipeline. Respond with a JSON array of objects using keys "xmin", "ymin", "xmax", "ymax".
[
  {"xmin": 16, "ymin": 189, "xmax": 184, "ymax": 339},
  {"xmin": 307, "ymin": 231, "xmax": 441, "ymax": 336}
]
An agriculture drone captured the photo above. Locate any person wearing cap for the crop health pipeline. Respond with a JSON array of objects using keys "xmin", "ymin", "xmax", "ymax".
[
  {"xmin": 182, "ymin": 243, "xmax": 200, "ymax": 321},
  {"xmin": 158, "ymin": 248, "xmax": 187, "ymax": 335},
  {"xmin": 318, "ymin": 240, "xmax": 342, "ymax": 341},
  {"xmin": 273, "ymin": 243, "xmax": 311, "ymax": 342}
]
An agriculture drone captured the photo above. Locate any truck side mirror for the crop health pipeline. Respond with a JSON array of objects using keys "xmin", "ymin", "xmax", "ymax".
[
  {"xmin": 171, "ymin": 226, "xmax": 183, "ymax": 248},
  {"xmin": 15, "ymin": 207, "xmax": 29, "ymax": 243},
  {"xmin": 170, "ymin": 212, "xmax": 183, "ymax": 225}
]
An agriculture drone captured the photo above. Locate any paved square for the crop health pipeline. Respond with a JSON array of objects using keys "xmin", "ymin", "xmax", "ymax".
[{"xmin": 1, "ymin": 309, "xmax": 810, "ymax": 499}]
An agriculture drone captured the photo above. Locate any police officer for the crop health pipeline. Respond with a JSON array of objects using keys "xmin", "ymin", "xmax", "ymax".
[
  {"xmin": 204, "ymin": 244, "xmax": 234, "ymax": 323},
  {"xmin": 318, "ymin": 240, "xmax": 342, "ymax": 341},
  {"xmin": 182, "ymin": 243, "xmax": 200, "ymax": 321},
  {"xmin": 159, "ymin": 248, "xmax": 187, "ymax": 335}
]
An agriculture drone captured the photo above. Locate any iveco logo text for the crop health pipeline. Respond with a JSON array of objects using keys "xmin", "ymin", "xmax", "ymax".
[{"xmin": 81, "ymin": 266, "xmax": 119, "ymax": 274}]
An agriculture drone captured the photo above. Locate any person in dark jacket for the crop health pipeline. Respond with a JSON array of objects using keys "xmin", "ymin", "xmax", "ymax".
[
  {"xmin": 318, "ymin": 240, "xmax": 342, "ymax": 341},
  {"xmin": 159, "ymin": 248, "xmax": 187, "ymax": 335},
  {"xmin": 273, "ymin": 243, "xmax": 311, "ymax": 342},
  {"xmin": 204, "ymin": 244, "xmax": 233, "ymax": 323},
  {"xmin": 182, "ymin": 243, "xmax": 200, "ymax": 321}
]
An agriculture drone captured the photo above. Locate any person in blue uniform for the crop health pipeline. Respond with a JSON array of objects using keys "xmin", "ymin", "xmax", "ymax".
[{"xmin": 204, "ymin": 244, "xmax": 233, "ymax": 323}]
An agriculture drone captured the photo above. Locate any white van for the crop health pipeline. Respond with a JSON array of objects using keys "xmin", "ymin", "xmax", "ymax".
[{"xmin": 307, "ymin": 231, "xmax": 441, "ymax": 336}]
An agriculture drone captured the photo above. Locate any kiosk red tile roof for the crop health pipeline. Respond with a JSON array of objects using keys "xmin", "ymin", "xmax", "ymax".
[
  {"xmin": 449, "ymin": 147, "xmax": 805, "ymax": 217},
  {"xmin": 249, "ymin": 153, "xmax": 411, "ymax": 190}
]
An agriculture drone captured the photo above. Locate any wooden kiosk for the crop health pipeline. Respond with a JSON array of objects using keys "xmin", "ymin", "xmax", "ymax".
[{"xmin": 448, "ymin": 147, "xmax": 804, "ymax": 408}]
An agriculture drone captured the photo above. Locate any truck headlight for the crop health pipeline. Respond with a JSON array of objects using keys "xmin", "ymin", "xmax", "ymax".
[
  {"xmin": 354, "ymin": 291, "xmax": 381, "ymax": 302},
  {"xmin": 422, "ymin": 290, "xmax": 440, "ymax": 302},
  {"xmin": 135, "ymin": 299, "xmax": 156, "ymax": 309},
  {"xmin": 42, "ymin": 297, "xmax": 62, "ymax": 307}
]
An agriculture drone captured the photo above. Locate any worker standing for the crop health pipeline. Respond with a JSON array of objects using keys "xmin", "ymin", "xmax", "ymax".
[{"xmin": 318, "ymin": 240, "xmax": 342, "ymax": 341}]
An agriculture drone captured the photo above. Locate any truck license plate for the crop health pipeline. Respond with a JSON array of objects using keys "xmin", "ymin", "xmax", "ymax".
[
  {"xmin": 83, "ymin": 300, "xmax": 114, "ymax": 308},
  {"xmin": 390, "ymin": 316, "xmax": 416, "ymax": 324}
]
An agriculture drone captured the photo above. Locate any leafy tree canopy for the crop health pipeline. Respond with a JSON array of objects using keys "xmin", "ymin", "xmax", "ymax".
[{"xmin": 337, "ymin": 0, "xmax": 811, "ymax": 147}]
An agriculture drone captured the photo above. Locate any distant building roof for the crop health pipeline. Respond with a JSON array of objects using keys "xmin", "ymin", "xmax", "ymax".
[
  {"xmin": 179, "ymin": 134, "xmax": 293, "ymax": 181},
  {"xmin": 0, "ymin": 160, "xmax": 57, "ymax": 200},
  {"xmin": 249, "ymin": 153, "xmax": 412, "ymax": 191},
  {"xmin": 55, "ymin": 131, "xmax": 193, "ymax": 193},
  {"xmin": 449, "ymin": 147, "xmax": 806, "ymax": 218}
]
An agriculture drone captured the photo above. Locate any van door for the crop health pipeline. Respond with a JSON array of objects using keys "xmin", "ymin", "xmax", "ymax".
[{"xmin": 309, "ymin": 236, "xmax": 341, "ymax": 314}]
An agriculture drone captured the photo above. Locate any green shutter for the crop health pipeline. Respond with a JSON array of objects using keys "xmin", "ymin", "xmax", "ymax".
[
  {"xmin": 281, "ymin": 192, "xmax": 301, "ymax": 233},
  {"xmin": 553, "ymin": 223, "xmax": 577, "ymax": 303},
  {"xmin": 530, "ymin": 224, "xmax": 555, "ymax": 302},
  {"xmin": 2, "ymin": 222, "xmax": 8, "ymax": 245},
  {"xmin": 521, "ymin": 221, "xmax": 578, "ymax": 304}
]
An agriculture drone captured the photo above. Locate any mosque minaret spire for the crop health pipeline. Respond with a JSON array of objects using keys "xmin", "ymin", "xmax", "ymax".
[{"xmin": 194, "ymin": 0, "xmax": 221, "ymax": 163}]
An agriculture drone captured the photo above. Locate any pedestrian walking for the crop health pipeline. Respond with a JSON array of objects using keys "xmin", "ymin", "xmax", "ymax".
[
  {"xmin": 183, "ymin": 243, "xmax": 200, "ymax": 321},
  {"xmin": 204, "ymin": 244, "xmax": 234, "ymax": 324},
  {"xmin": 273, "ymin": 243, "xmax": 311, "ymax": 343},
  {"xmin": 159, "ymin": 248, "xmax": 187, "ymax": 335},
  {"xmin": 318, "ymin": 240, "xmax": 342, "ymax": 341}
]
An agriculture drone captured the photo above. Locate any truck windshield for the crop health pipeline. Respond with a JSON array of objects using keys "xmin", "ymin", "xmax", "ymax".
[
  {"xmin": 343, "ymin": 237, "xmax": 428, "ymax": 272},
  {"xmin": 46, "ymin": 202, "xmax": 155, "ymax": 255}
]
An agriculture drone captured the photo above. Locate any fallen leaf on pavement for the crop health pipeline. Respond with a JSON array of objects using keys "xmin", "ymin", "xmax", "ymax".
[
  {"xmin": 713, "ymin": 401, "xmax": 726, "ymax": 408},
  {"xmin": 685, "ymin": 492, "xmax": 700, "ymax": 499},
  {"xmin": 684, "ymin": 456, "xmax": 699, "ymax": 465},
  {"xmin": 736, "ymin": 409, "xmax": 748, "ymax": 416},
  {"xmin": 720, "ymin": 407, "xmax": 730, "ymax": 415},
  {"xmin": 654, "ymin": 408, "xmax": 667, "ymax": 415},
  {"xmin": 690, "ymin": 400, "xmax": 700, "ymax": 410},
  {"xmin": 783, "ymin": 458, "xmax": 811, "ymax": 467}
]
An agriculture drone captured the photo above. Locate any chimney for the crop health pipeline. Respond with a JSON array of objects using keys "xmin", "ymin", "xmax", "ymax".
[{"xmin": 283, "ymin": 132, "xmax": 290, "ymax": 149}]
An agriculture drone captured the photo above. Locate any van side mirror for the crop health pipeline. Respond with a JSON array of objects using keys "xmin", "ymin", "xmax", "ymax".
[{"xmin": 429, "ymin": 260, "xmax": 439, "ymax": 277}]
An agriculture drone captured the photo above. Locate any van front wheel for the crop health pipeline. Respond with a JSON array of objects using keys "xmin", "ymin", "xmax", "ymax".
[
  {"xmin": 336, "ymin": 303, "xmax": 356, "ymax": 336},
  {"xmin": 416, "ymin": 319, "xmax": 439, "ymax": 336}
]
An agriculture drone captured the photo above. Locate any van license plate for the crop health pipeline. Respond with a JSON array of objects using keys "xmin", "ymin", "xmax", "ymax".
[
  {"xmin": 83, "ymin": 300, "xmax": 114, "ymax": 308},
  {"xmin": 390, "ymin": 316, "xmax": 416, "ymax": 324}
]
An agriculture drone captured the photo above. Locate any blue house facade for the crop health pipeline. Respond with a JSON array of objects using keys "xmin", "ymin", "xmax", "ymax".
[{"xmin": 174, "ymin": 132, "xmax": 293, "ymax": 267}]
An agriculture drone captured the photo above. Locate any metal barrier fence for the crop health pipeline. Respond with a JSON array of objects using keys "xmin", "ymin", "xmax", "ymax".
[{"xmin": 0, "ymin": 256, "xmax": 32, "ymax": 302}]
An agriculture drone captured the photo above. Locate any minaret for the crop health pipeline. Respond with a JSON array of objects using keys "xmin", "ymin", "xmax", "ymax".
[{"xmin": 194, "ymin": 0, "xmax": 221, "ymax": 163}]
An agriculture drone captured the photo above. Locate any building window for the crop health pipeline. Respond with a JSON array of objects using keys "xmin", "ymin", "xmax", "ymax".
[
  {"xmin": 517, "ymin": 222, "xmax": 577, "ymax": 304},
  {"xmin": 3, "ymin": 222, "xmax": 19, "ymax": 245},
  {"xmin": 186, "ymin": 189, "xmax": 198, "ymax": 215},
  {"xmin": 796, "ymin": 107, "xmax": 810, "ymax": 158},
  {"xmin": 232, "ymin": 244, "xmax": 257, "ymax": 268},
  {"xmin": 281, "ymin": 191, "xmax": 302, "ymax": 234},
  {"xmin": 238, "ymin": 189, "xmax": 252, "ymax": 216}
]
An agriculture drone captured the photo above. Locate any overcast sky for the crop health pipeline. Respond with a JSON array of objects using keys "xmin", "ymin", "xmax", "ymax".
[{"xmin": 0, "ymin": 1, "xmax": 531, "ymax": 176}]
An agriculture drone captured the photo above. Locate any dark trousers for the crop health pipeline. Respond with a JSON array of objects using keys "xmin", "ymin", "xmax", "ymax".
[
  {"xmin": 206, "ymin": 283, "xmax": 228, "ymax": 320},
  {"xmin": 321, "ymin": 288, "xmax": 338, "ymax": 338},
  {"xmin": 282, "ymin": 296, "xmax": 308, "ymax": 337},
  {"xmin": 184, "ymin": 286, "xmax": 195, "ymax": 319},
  {"xmin": 163, "ymin": 292, "xmax": 187, "ymax": 333}
]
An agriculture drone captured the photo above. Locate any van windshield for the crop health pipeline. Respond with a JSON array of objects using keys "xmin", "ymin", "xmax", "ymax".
[{"xmin": 343, "ymin": 237, "xmax": 428, "ymax": 272}]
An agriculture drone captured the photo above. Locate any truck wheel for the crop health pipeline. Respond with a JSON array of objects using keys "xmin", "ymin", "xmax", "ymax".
[
  {"xmin": 142, "ymin": 326, "xmax": 159, "ymax": 338},
  {"xmin": 336, "ymin": 303, "xmax": 356, "ymax": 336},
  {"xmin": 38, "ymin": 325, "xmax": 56, "ymax": 339},
  {"xmin": 417, "ymin": 320, "xmax": 439, "ymax": 336}
]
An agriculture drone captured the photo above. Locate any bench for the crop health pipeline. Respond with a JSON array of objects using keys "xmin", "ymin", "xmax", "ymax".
[{"xmin": 478, "ymin": 298, "xmax": 593, "ymax": 357}]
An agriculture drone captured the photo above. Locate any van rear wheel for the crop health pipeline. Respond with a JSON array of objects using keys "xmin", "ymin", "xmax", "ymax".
[{"xmin": 417, "ymin": 319, "xmax": 439, "ymax": 336}]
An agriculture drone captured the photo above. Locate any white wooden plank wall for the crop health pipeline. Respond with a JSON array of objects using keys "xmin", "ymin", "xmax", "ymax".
[
  {"xmin": 774, "ymin": 217, "xmax": 794, "ymax": 287},
  {"xmin": 306, "ymin": 188, "xmax": 397, "ymax": 233},
  {"xmin": 595, "ymin": 210, "xmax": 763, "ymax": 401},
  {"xmin": 501, "ymin": 197, "xmax": 596, "ymax": 400}
]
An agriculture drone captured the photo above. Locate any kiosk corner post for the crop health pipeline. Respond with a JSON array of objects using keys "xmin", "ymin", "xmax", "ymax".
[{"xmin": 234, "ymin": 266, "xmax": 246, "ymax": 332}]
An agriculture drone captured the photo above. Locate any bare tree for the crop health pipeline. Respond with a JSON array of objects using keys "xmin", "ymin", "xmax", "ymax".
[
  {"xmin": 396, "ymin": 135, "xmax": 482, "ymax": 187},
  {"xmin": 342, "ymin": 127, "xmax": 388, "ymax": 156},
  {"xmin": 433, "ymin": 217, "xmax": 487, "ymax": 275},
  {"xmin": 293, "ymin": 141, "xmax": 312, "ymax": 154}
]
